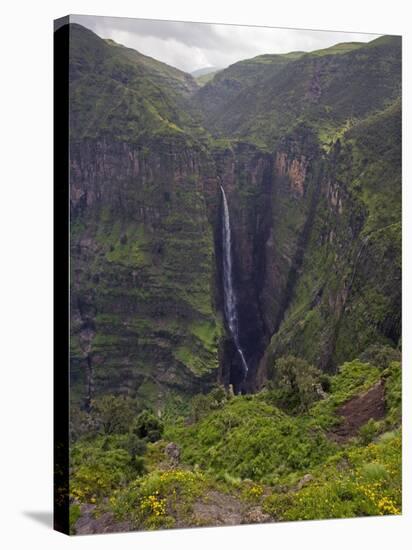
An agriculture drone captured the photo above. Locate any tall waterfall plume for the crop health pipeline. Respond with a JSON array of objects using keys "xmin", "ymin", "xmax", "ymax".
[{"xmin": 220, "ymin": 185, "xmax": 248, "ymax": 379}]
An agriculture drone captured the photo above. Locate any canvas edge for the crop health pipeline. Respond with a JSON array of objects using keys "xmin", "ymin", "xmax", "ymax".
[{"xmin": 53, "ymin": 14, "xmax": 70, "ymax": 536}]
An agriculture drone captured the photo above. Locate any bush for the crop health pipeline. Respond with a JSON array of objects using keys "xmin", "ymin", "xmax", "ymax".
[
  {"xmin": 134, "ymin": 410, "xmax": 164, "ymax": 443},
  {"xmin": 70, "ymin": 433, "xmax": 149, "ymax": 502},
  {"xmin": 320, "ymin": 374, "xmax": 332, "ymax": 393},
  {"xmin": 263, "ymin": 433, "xmax": 401, "ymax": 521},
  {"xmin": 119, "ymin": 433, "xmax": 147, "ymax": 475},
  {"xmin": 209, "ymin": 385, "xmax": 228, "ymax": 408},
  {"xmin": 383, "ymin": 361, "xmax": 401, "ymax": 426},
  {"xmin": 359, "ymin": 419, "xmax": 380, "ymax": 445},
  {"xmin": 70, "ymin": 447, "xmax": 132, "ymax": 501},
  {"xmin": 110, "ymin": 469, "xmax": 206, "ymax": 530},
  {"xmin": 70, "ymin": 406, "xmax": 98, "ymax": 441},
  {"xmin": 69, "ymin": 503, "xmax": 81, "ymax": 534},
  {"xmin": 271, "ymin": 356, "xmax": 322, "ymax": 413},
  {"xmin": 190, "ymin": 393, "xmax": 212, "ymax": 422},
  {"xmin": 361, "ymin": 462, "xmax": 388, "ymax": 482},
  {"xmin": 240, "ymin": 481, "xmax": 264, "ymax": 503},
  {"xmin": 167, "ymin": 396, "xmax": 334, "ymax": 482},
  {"xmin": 360, "ymin": 345, "xmax": 401, "ymax": 371},
  {"xmin": 91, "ymin": 395, "xmax": 138, "ymax": 435},
  {"xmin": 121, "ymin": 433, "xmax": 147, "ymax": 458}
]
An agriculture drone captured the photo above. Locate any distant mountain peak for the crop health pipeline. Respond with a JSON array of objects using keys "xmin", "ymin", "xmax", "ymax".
[{"xmin": 191, "ymin": 66, "xmax": 222, "ymax": 78}]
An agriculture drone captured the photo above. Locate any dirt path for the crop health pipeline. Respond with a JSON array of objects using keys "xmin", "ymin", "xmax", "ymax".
[
  {"xmin": 75, "ymin": 490, "xmax": 271, "ymax": 534},
  {"xmin": 75, "ymin": 504, "xmax": 131, "ymax": 535},
  {"xmin": 189, "ymin": 490, "xmax": 271, "ymax": 528},
  {"xmin": 330, "ymin": 381, "xmax": 386, "ymax": 442}
]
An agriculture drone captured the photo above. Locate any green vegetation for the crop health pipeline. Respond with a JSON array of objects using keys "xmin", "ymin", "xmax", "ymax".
[
  {"xmin": 263, "ymin": 431, "xmax": 401, "ymax": 520},
  {"xmin": 166, "ymin": 395, "xmax": 335, "ymax": 482},
  {"xmin": 134, "ymin": 410, "xmax": 164, "ymax": 443},
  {"xmin": 268, "ymin": 355, "xmax": 323, "ymax": 413},
  {"xmin": 195, "ymin": 35, "xmax": 401, "ymax": 146},
  {"xmin": 69, "ymin": 352, "xmax": 401, "ymax": 531},
  {"xmin": 67, "ymin": 22, "xmax": 401, "ymax": 533},
  {"xmin": 69, "ymin": 27, "xmax": 221, "ymax": 405},
  {"xmin": 111, "ymin": 469, "xmax": 208, "ymax": 529},
  {"xmin": 70, "ymin": 24, "xmax": 203, "ymax": 142},
  {"xmin": 195, "ymin": 70, "xmax": 220, "ymax": 86}
]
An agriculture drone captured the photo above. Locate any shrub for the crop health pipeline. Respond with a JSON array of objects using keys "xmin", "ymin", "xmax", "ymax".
[
  {"xmin": 167, "ymin": 396, "xmax": 334, "ymax": 482},
  {"xmin": 190, "ymin": 393, "xmax": 212, "ymax": 422},
  {"xmin": 320, "ymin": 374, "xmax": 332, "ymax": 393},
  {"xmin": 263, "ymin": 432, "xmax": 401, "ymax": 521},
  {"xmin": 271, "ymin": 356, "xmax": 322, "ymax": 413},
  {"xmin": 70, "ymin": 406, "xmax": 98, "ymax": 441},
  {"xmin": 70, "ymin": 433, "xmax": 148, "ymax": 502},
  {"xmin": 111, "ymin": 469, "xmax": 206, "ymax": 530},
  {"xmin": 70, "ymin": 448, "xmax": 132, "ymax": 501},
  {"xmin": 361, "ymin": 462, "xmax": 388, "ymax": 482},
  {"xmin": 359, "ymin": 419, "xmax": 380, "ymax": 445},
  {"xmin": 69, "ymin": 503, "xmax": 81, "ymax": 534},
  {"xmin": 118, "ymin": 433, "xmax": 146, "ymax": 457},
  {"xmin": 91, "ymin": 395, "xmax": 138, "ymax": 435},
  {"xmin": 209, "ymin": 385, "xmax": 228, "ymax": 408},
  {"xmin": 379, "ymin": 430, "xmax": 397, "ymax": 443},
  {"xmin": 134, "ymin": 410, "xmax": 164, "ymax": 443},
  {"xmin": 360, "ymin": 345, "xmax": 401, "ymax": 370},
  {"xmin": 221, "ymin": 472, "xmax": 242, "ymax": 488},
  {"xmin": 383, "ymin": 361, "xmax": 401, "ymax": 426},
  {"xmin": 240, "ymin": 481, "xmax": 264, "ymax": 503}
]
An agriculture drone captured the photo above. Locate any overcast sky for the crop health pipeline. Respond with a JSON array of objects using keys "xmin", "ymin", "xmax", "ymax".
[{"xmin": 71, "ymin": 14, "xmax": 381, "ymax": 74}]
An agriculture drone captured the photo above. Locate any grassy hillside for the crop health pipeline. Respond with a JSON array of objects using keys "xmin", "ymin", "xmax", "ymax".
[
  {"xmin": 69, "ymin": 350, "xmax": 401, "ymax": 533},
  {"xmin": 69, "ymin": 24, "xmax": 203, "ymax": 142},
  {"xmin": 195, "ymin": 70, "xmax": 220, "ymax": 86},
  {"xmin": 193, "ymin": 36, "xmax": 401, "ymax": 148}
]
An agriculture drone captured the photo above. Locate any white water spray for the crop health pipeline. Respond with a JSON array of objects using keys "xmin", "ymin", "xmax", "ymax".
[{"xmin": 220, "ymin": 186, "xmax": 248, "ymax": 379}]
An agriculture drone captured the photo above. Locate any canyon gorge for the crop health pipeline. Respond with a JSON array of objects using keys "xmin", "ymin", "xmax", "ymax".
[{"xmin": 66, "ymin": 23, "xmax": 401, "ymax": 407}]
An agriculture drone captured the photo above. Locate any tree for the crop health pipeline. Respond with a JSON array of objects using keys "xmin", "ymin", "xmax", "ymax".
[
  {"xmin": 122, "ymin": 433, "xmax": 147, "ymax": 474},
  {"xmin": 91, "ymin": 394, "xmax": 137, "ymax": 435},
  {"xmin": 271, "ymin": 356, "xmax": 322, "ymax": 413},
  {"xmin": 190, "ymin": 393, "xmax": 212, "ymax": 422}
]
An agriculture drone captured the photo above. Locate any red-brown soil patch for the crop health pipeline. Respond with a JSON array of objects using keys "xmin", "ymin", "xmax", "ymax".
[{"xmin": 330, "ymin": 381, "xmax": 386, "ymax": 442}]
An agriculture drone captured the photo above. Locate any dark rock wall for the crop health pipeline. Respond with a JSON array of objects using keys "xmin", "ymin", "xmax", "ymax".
[{"xmin": 69, "ymin": 136, "xmax": 223, "ymax": 407}]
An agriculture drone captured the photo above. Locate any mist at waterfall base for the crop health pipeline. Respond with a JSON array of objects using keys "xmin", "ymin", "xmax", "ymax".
[{"xmin": 220, "ymin": 186, "xmax": 249, "ymax": 391}]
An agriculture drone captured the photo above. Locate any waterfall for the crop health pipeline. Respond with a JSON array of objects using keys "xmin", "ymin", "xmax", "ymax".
[{"xmin": 220, "ymin": 185, "xmax": 248, "ymax": 379}]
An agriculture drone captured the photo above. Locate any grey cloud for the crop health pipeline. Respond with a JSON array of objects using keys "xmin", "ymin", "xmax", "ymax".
[{"xmin": 70, "ymin": 14, "xmax": 381, "ymax": 73}]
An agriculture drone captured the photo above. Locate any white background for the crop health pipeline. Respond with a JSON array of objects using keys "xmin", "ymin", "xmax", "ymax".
[{"xmin": 0, "ymin": 0, "xmax": 410, "ymax": 548}]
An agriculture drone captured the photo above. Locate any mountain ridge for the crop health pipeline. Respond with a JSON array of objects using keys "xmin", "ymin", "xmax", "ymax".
[{"xmin": 67, "ymin": 22, "xmax": 401, "ymax": 404}]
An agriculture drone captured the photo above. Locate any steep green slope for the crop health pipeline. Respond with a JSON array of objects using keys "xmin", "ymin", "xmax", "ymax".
[
  {"xmin": 104, "ymin": 38, "xmax": 198, "ymax": 97},
  {"xmin": 193, "ymin": 51, "xmax": 305, "ymax": 135},
  {"xmin": 263, "ymin": 99, "xmax": 401, "ymax": 373},
  {"xmin": 68, "ymin": 22, "xmax": 401, "ymax": 406},
  {"xmin": 195, "ymin": 70, "xmax": 220, "ymax": 86},
  {"xmin": 194, "ymin": 36, "xmax": 401, "ymax": 148},
  {"xmin": 69, "ymin": 24, "xmax": 202, "ymax": 142},
  {"xmin": 69, "ymin": 24, "xmax": 222, "ymax": 407}
]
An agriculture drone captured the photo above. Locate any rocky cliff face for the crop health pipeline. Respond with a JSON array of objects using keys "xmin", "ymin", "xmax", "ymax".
[
  {"xmin": 68, "ymin": 24, "xmax": 401, "ymax": 405},
  {"xmin": 69, "ymin": 136, "xmax": 223, "ymax": 407},
  {"xmin": 211, "ymin": 130, "xmax": 323, "ymax": 390},
  {"xmin": 258, "ymin": 101, "xmax": 401, "ymax": 382}
]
